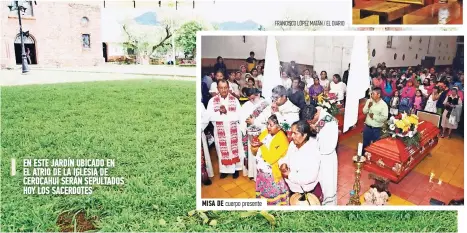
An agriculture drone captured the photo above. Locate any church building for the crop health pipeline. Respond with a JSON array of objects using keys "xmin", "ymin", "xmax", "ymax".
[{"xmin": 0, "ymin": 1, "xmax": 103, "ymax": 68}]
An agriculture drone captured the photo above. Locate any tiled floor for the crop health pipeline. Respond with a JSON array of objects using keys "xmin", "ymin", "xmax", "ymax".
[
  {"xmin": 201, "ymin": 147, "xmax": 256, "ymax": 199},
  {"xmin": 334, "ymin": 132, "xmax": 463, "ymax": 206},
  {"xmin": 202, "ymin": 131, "xmax": 464, "ymax": 205}
]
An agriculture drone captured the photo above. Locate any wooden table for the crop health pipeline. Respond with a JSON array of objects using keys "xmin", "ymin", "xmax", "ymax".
[
  {"xmin": 360, "ymin": 2, "xmax": 412, "ymax": 24},
  {"xmin": 402, "ymin": 1, "xmax": 463, "ymax": 24}
]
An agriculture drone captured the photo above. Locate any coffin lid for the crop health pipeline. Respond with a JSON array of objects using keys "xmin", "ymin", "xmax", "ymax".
[{"xmin": 365, "ymin": 121, "xmax": 439, "ymax": 163}]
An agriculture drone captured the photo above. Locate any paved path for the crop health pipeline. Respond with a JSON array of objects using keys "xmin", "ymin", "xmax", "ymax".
[
  {"xmin": 6, "ymin": 64, "xmax": 197, "ymax": 77},
  {"xmin": 0, "ymin": 69, "xmax": 196, "ymax": 87}
]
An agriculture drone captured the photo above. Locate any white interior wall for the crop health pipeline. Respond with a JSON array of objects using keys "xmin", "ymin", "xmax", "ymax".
[
  {"xmin": 202, "ymin": 36, "xmax": 458, "ymax": 72},
  {"xmin": 368, "ymin": 36, "xmax": 458, "ymax": 67},
  {"xmin": 201, "ymin": 35, "xmax": 354, "ymax": 77},
  {"xmin": 201, "ymin": 36, "xmax": 268, "ymax": 59}
]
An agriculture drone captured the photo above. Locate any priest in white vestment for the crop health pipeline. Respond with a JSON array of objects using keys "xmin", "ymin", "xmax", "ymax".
[
  {"xmin": 279, "ymin": 121, "xmax": 323, "ymax": 203},
  {"xmin": 300, "ymin": 105, "xmax": 339, "ymax": 205},
  {"xmin": 249, "ymin": 85, "xmax": 300, "ymax": 133},
  {"xmin": 239, "ymin": 88, "xmax": 270, "ymax": 180},
  {"xmin": 203, "ymin": 80, "xmax": 245, "ymax": 179},
  {"xmin": 201, "ymin": 104, "xmax": 214, "ymax": 185}
]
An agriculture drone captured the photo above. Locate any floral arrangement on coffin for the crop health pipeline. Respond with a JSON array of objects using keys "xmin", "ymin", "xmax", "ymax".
[
  {"xmin": 382, "ymin": 113, "xmax": 421, "ymax": 147},
  {"xmin": 316, "ymin": 93, "xmax": 339, "ymax": 117}
]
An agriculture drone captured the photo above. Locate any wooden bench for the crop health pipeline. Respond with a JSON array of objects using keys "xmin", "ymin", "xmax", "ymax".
[
  {"xmin": 354, "ymin": 15, "xmax": 380, "ymax": 24},
  {"xmin": 360, "ymin": 1, "xmax": 412, "ymax": 24}
]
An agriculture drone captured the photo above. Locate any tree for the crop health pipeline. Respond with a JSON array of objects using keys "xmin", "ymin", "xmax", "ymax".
[
  {"xmin": 175, "ymin": 21, "xmax": 204, "ymax": 58},
  {"xmin": 119, "ymin": 14, "xmax": 177, "ymax": 59}
]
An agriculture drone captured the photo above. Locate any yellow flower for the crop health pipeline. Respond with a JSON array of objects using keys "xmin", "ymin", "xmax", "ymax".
[
  {"xmin": 408, "ymin": 115, "xmax": 418, "ymax": 125},
  {"xmin": 402, "ymin": 119, "xmax": 411, "ymax": 127},
  {"xmin": 305, "ymin": 91, "xmax": 310, "ymax": 102},
  {"xmin": 317, "ymin": 94, "xmax": 324, "ymax": 104},
  {"xmin": 395, "ymin": 120, "xmax": 405, "ymax": 129},
  {"xmin": 402, "ymin": 126, "xmax": 410, "ymax": 132}
]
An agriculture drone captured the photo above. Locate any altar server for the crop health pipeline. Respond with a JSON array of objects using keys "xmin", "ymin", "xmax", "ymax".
[
  {"xmin": 201, "ymin": 105, "xmax": 214, "ymax": 185},
  {"xmin": 249, "ymin": 85, "xmax": 300, "ymax": 132},
  {"xmin": 239, "ymin": 88, "xmax": 269, "ymax": 180},
  {"xmin": 300, "ymin": 105, "xmax": 339, "ymax": 205}
]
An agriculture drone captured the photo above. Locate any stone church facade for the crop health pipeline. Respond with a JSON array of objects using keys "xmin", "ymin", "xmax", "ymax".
[{"xmin": 0, "ymin": 1, "xmax": 103, "ymax": 68}]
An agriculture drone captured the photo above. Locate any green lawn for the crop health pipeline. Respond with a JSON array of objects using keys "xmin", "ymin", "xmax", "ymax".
[{"xmin": 1, "ymin": 79, "xmax": 458, "ymax": 232}]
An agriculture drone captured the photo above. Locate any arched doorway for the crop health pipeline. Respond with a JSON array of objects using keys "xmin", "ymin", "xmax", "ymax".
[
  {"xmin": 102, "ymin": 42, "xmax": 108, "ymax": 62},
  {"xmin": 14, "ymin": 33, "xmax": 37, "ymax": 65}
]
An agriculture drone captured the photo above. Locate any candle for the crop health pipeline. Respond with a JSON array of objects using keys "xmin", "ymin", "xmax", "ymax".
[
  {"xmin": 429, "ymin": 172, "xmax": 435, "ymax": 183},
  {"xmin": 438, "ymin": 179, "xmax": 442, "ymax": 185},
  {"xmin": 357, "ymin": 143, "xmax": 363, "ymax": 156}
]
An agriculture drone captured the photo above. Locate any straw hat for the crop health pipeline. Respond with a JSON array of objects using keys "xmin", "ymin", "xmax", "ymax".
[{"xmin": 290, "ymin": 193, "xmax": 321, "ymax": 206}]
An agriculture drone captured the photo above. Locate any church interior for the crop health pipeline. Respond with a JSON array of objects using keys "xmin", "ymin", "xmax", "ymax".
[
  {"xmin": 352, "ymin": 0, "xmax": 463, "ymax": 25},
  {"xmin": 200, "ymin": 35, "xmax": 464, "ymax": 206}
]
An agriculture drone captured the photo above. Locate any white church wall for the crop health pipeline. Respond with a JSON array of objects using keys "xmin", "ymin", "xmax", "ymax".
[
  {"xmin": 107, "ymin": 42, "xmax": 125, "ymax": 57},
  {"xmin": 368, "ymin": 36, "xmax": 458, "ymax": 68},
  {"xmin": 201, "ymin": 35, "xmax": 355, "ymax": 77},
  {"xmin": 201, "ymin": 36, "xmax": 267, "ymax": 59}
]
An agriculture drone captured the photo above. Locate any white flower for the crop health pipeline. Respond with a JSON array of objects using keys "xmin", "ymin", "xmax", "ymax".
[
  {"xmin": 408, "ymin": 131, "xmax": 414, "ymax": 138},
  {"xmin": 389, "ymin": 116, "xmax": 395, "ymax": 122},
  {"xmin": 392, "ymin": 134, "xmax": 396, "ymax": 138},
  {"xmin": 324, "ymin": 102, "xmax": 331, "ymax": 108},
  {"xmin": 389, "ymin": 124, "xmax": 396, "ymax": 131}
]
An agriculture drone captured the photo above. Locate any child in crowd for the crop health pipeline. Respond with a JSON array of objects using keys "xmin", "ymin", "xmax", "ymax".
[
  {"xmin": 389, "ymin": 90, "xmax": 400, "ymax": 117},
  {"xmin": 412, "ymin": 90, "xmax": 424, "ymax": 114},
  {"xmin": 246, "ymin": 51, "xmax": 257, "ymax": 72}
]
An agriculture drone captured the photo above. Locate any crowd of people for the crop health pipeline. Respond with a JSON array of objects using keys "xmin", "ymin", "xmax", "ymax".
[
  {"xmin": 201, "ymin": 52, "xmax": 349, "ymax": 111},
  {"xmin": 200, "ymin": 54, "xmax": 344, "ymax": 206},
  {"xmin": 362, "ymin": 63, "xmax": 464, "ymax": 151},
  {"xmin": 200, "ymin": 53, "xmax": 464, "ymax": 206}
]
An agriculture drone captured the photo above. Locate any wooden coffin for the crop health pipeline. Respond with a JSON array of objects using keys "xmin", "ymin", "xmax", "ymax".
[{"xmin": 363, "ymin": 121, "xmax": 440, "ymax": 183}]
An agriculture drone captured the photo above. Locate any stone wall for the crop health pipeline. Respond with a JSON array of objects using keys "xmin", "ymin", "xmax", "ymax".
[{"xmin": 0, "ymin": 1, "xmax": 103, "ymax": 68}]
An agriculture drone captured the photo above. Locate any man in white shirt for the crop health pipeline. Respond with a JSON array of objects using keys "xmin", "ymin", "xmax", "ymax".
[{"xmin": 203, "ymin": 80, "xmax": 245, "ymax": 179}]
